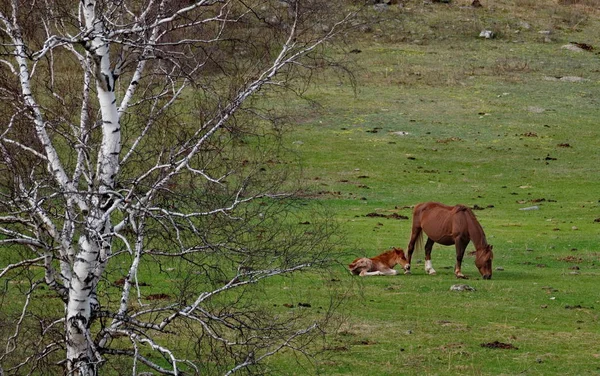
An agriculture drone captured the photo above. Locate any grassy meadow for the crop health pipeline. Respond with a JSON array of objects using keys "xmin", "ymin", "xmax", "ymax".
[
  {"xmin": 1, "ymin": 1, "xmax": 599, "ymax": 375},
  {"xmin": 264, "ymin": 1, "xmax": 600, "ymax": 375}
]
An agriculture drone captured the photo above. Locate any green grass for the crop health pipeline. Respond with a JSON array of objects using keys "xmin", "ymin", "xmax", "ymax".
[
  {"xmin": 265, "ymin": 1, "xmax": 600, "ymax": 374},
  {"xmin": 2, "ymin": 1, "xmax": 600, "ymax": 374}
]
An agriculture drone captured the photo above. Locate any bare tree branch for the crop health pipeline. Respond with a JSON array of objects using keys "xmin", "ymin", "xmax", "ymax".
[{"xmin": 0, "ymin": 0, "xmax": 354, "ymax": 374}]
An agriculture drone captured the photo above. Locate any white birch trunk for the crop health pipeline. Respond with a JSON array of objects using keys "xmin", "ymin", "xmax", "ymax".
[
  {"xmin": 0, "ymin": 1, "xmax": 352, "ymax": 373},
  {"xmin": 65, "ymin": 2, "xmax": 121, "ymax": 374}
]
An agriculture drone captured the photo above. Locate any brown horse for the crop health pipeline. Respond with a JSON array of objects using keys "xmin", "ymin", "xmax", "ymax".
[
  {"xmin": 405, "ymin": 202, "xmax": 493, "ymax": 279},
  {"xmin": 348, "ymin": 247, "xmax": 409, "ymax": 276}
]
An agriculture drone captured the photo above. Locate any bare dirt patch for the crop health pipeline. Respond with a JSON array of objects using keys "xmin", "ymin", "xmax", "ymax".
[
  {"xmin": 365, "ymin": 212, "xmax": 408, "ymax": 220},
  {"xmin": 146, "ymin": 293, "xmax": 170, "ymax": 300},
  {"xmin": 558, "ymin": 255, "xmax": 584, "ymax": 263},
  {"xmin": 480, "ymin": 341, "xmax": 518, "ymax": 350}
]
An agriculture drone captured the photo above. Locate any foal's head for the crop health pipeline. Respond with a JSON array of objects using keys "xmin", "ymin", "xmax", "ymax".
[
  {"xmin": 388, "ymin": 247, "xmax": 409, "ymax": 269},
  {"xmin": 475, "ymin": 244, "xmax": 494, "ymax": 279}
]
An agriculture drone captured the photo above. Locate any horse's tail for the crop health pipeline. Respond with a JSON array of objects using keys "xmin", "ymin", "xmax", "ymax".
[
  {"xmin": 410, "ymin": 203, "xmax": 427, "ymax": 253},
  {"xmin": 414, "ymin": 228, "xmax": 424, "ymax": 252}
]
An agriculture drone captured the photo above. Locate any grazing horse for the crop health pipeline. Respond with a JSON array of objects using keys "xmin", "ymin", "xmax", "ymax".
[
  {"xmin": 405, "ymin": 202, "xmax": 494, "ymax": 279},
  {"xmin": 348, "ymin": 247, "xmax": 409, "ymax": 276}
]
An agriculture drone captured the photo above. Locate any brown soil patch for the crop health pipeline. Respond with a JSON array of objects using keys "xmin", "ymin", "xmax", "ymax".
[
  {"xmin": 146, "ymin": 293, "xmax": 170, "ymax": 300},
  {"xmin": 365, "ymin": 212, "xmax": 408, "ymax": 220},
  {"xmin": 480, "ymin": 341, "xmax": 518, "ymax": 350},
  {"xmin": 558, "ymin": 255, "xmax": 584, "ymax": 263}
]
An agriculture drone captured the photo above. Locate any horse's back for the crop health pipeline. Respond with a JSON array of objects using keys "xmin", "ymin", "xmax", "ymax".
[
  {"xmin": 414, "ymin": 202, "xmax": 458, "ymax": 214},
  {"xmin": 413, "ymin": 202, "xmax": 456, "ymax": 223},
  {"xmin": 412, "ymin": 202, "xmax": 474, "ymax": 242},
  {"xmin": 414, "ymin": 202, "xmax": 469, "ymax": 218}
]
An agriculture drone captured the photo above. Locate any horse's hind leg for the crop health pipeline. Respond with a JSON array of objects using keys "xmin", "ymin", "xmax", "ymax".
[
  {"xmin": 424, "ymin": 237, "xmax": 437, "ymax": 275},
  {"xmin": 405, "ymin": 226, "xmax": 422, "ymax": 274}
]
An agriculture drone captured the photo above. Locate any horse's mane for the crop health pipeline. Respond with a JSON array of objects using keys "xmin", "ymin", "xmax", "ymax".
[
  {"xmin": 380, "ymin": 248, "xmax": 399, "ymax": 256},
  {"xmin": 442, "ymin": 204, "xmax": 488, "ymax": 248},
  {"xmin": 461, "ymin": 206, "xmax": 488, "ymax": 248},
  {"xmin": 375, "ymin": 247, "xmax": 406, "ymax": 262}
]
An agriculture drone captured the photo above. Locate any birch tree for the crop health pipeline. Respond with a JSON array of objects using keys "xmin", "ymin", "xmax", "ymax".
[{"xmin": 0, "ymin": 1, "xmax": 354, "ymax": 374}]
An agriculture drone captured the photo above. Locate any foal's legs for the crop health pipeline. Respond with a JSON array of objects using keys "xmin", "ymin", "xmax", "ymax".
[
  {"xmin": 405, "ymin": 226, "xmax": 422, "ymax": 274},
  {"xmin": 424, "ymin": 237, "xmax": 437, "ymax": 275},
  {"xmin": 360, "ymin": 268, "xmax": 398, "ymax": 276},
  {"xmin": 454, "ymin": 237, "xmax": 469, "ymax": 279}
]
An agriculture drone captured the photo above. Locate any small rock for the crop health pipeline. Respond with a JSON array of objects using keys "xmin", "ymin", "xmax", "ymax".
[
  {"xmin": 561, "ymin": 43, "xmax": 585, "ymax": 52},
  {"xmin": 450, "ymin": 284, "xmax": 476, "ymax": 292},
  {"xmin": 479, "ymin": 30, "xmax": 494, "ymax": 39},
  {"xmin": 543, "ymin": 76, "xmax": 587, "ymax": 82},
  {"xmin": 519, "ymin": 206, "xmax": 539, "ymax": 211},
  {"xmin": 359, "ymin": 25, "xmax": 373, "ymax": 33},
  {"xmin": 518, "ymin": 21, "xmax": 531, "ymax": 30},
  {"xmin": 373, "ymin": 3, "xmax": 389, "ymax": 11},
  {"xmin": 527, "ymin": 106, "xmax": 546, "ymax": 113},
  {"xmin": 560, "ymin": 76, "xmax": 588, "ymax": 82},
  {"xmin": 569, "ymin": 42, "xmax": 593, "ymax": 51}
]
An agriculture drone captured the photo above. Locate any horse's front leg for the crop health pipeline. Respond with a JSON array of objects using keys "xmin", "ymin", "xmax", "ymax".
[
  {"xmin": 379, "ymin": 268, "xmax": 399, "ymax": 276},
  {"xmin": 454, "ymin": 238, "xmax": 469, "ymax": 279},
  {"xmin": 424, "ymin": 238, "xmax": 436, "ymax": 275},
  {"xmin": 360, "ymin": 269, "xmax": 398, "ymax": 276}
]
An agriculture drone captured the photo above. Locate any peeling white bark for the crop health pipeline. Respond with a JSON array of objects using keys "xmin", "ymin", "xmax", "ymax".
[{"xmin": 0, "ymin": 1, "xmax": 353, "ymax": 374}]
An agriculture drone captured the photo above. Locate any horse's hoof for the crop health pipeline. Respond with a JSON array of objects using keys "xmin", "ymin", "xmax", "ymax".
[
  {"xmin": 456, "ymin": 274, "xmax": 468, "ymax": 279},
  {"xmin": 427, "ymin": 270, "xmax": 437, "ymax": 275},
  {"xmin": 404, "ymin": 270, "xmax": 412, "ymax": 275}
]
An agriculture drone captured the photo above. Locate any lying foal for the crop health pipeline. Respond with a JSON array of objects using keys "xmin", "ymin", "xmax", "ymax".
[{"xmin": 348, "ymin": 247, "xmax": 409, "ymax": 276}]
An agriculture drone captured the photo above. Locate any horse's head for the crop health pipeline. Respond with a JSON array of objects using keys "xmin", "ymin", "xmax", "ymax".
[
  {"xmin": 475, "ymin": 244, "xmax": 493, "ymax": 279},
  {"xmin": 391, "ymin": 247, "xmax": 409, "ymax": 269}
]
